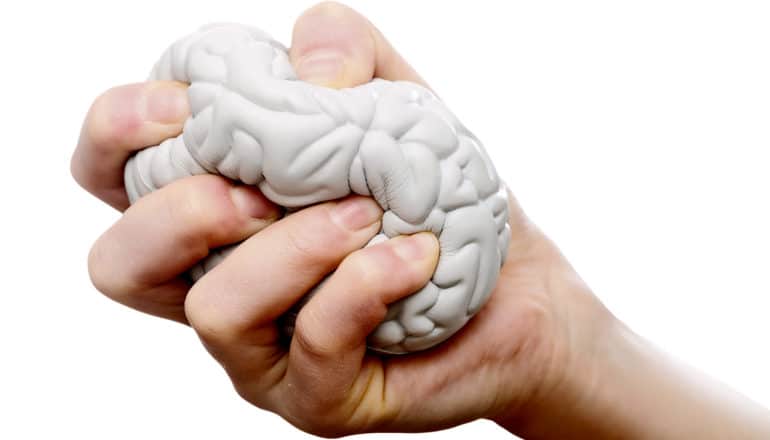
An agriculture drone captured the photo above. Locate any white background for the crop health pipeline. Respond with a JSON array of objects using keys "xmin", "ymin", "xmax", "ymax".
[{"xmin": 1, "ymin": 1, "xmax": 768, "ymax": 438}]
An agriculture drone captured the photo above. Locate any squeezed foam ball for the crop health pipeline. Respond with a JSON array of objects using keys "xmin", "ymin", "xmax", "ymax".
[{"xmin": 125, "ymin": 23, "xmax": 511, "ymax": 353}]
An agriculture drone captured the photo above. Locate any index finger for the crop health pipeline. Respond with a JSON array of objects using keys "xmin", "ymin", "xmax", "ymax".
[{"xmin": 71, "ymin": 81, "xmax": 189, "ymax": 210}]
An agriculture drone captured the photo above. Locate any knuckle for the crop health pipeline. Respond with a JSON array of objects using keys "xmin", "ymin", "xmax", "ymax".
[
  {"xmin": 284, "ymin": 226, "xmax": 324, "ymax": 263},
  {"xmin": 281, "ymin": 198, "xmax": 384, "ymax": 270},
  {"xmin": 69, "ymin": 151, "xmax": 87, "ymax": 190},
  {"xmin": 292, "ymin": 312, "xmax": 337, "ymax": 359},
  {"xmin": 87, "ymin": 240, "xmax": 110, "ymax": 295},
  {"xmin": 85, "ymin": 85, "xmax": 141, "ymax": 148},
  {"xmin": 87, "ymin": 236, "xmax": 124, "ymax": 300},
  {"xmin": 284, "ymin": 211, "xmax": 351, "ymax": 267},
  {"xmin": 184, "ymin": 283, "xmax": 237, "ymax": 345},
  {"xmin": 340, "ymin": 250, "xmax": 384, "ymax": 287},
  {"xmin": 167, "ymin": 176, "xmax": 242, "ymax": 246}
]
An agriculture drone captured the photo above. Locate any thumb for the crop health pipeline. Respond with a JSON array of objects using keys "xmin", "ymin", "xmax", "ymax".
[{"xmin": 289, "ymin": 1, "xmax": 427, "ymax": 89}]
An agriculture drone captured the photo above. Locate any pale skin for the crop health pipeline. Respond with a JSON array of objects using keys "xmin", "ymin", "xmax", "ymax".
[{"xmin": 71, "ymin": 2, "xmax": 770, "ymax": 438}]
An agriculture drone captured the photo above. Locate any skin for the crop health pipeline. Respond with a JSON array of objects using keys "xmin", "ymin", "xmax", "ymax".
[{"xmin": 72, "ymin": 2, "xmax": 770, "ymax": 438}]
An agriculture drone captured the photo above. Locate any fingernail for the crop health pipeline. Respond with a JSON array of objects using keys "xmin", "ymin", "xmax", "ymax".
[
  {"xmin": 331, "ymin": 196, "xmax": 381, "ymax": 231},
  {"xmin": 295, "ymin": 50, "xmax": 346, "ymax": 86},
  {"xmin": 393, "ymin": 233, "xmax": 438, "ymax": 261},
  {"xmin": 230, "ymin": 185, "xmax": 280, "ymax": 220},
  {"xmin": 142, "ymin": 85, "xmax": 189, "ymax": 124}
]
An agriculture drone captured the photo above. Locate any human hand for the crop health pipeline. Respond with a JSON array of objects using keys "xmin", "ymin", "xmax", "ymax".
[
  {"xmin": 77, "ymin": 3, "xmax": 770, "ymax": 440},
  {"xmin": 70, "ymin": 1, "xmax": 609, "ymax": 436}
]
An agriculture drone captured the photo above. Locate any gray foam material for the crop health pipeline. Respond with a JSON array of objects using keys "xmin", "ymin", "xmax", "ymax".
[{"xmin": 124, "ymin": 23, "xmax": 511, "ymax": 354}]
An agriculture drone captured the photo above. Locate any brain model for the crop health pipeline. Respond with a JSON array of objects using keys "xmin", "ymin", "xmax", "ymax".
[{"xmin": 124, "ymin": 23, "xmax": 511, "ymax": 354}]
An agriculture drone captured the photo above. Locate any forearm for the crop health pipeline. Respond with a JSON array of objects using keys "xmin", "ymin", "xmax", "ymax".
[{"xmin": 496, "ymin": 318, "xmax": 770, "ymax": 439}]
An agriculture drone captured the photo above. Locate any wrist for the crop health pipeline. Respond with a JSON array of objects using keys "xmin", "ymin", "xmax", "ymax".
[
  {"xmin": 489, "ymin": 293, "xmax": 636, "ymax": 439},
  {"xmin": 492, "ymin": 300, "xmax": 770, "ymax": 439}
]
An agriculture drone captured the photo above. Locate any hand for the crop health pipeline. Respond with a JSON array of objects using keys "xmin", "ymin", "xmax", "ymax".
[
  {"xmin": 73, "ymin": 2, "xmax": 770, "ymax": 439},
  {"xmin": 71, "ymin": 1, "xmax": 609, "ymax": 436}
]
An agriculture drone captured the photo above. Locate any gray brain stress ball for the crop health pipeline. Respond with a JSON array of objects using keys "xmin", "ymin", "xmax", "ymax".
[{"xmin": 124, "ymin": 23, "xmax": 511, "ymax": 354}]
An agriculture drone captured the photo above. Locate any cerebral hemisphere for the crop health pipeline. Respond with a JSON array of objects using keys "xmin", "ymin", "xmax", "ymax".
[{"xmin": 124, "ymin": 23, "xmax": 511, "ymax": 354}]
